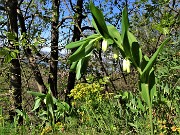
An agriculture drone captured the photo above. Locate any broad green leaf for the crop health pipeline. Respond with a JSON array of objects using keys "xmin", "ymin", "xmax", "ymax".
[
  {"xmin": 80, "ymin": 54, "xmax": 91, "ymax": 74},
  {"xmin": 140, "ymin": 55, "xmax": 150, "ymax": 82},
  {"xmin": 4, "ymin": 54, "xmax": 12, "ymax": 63},
  {"xmin": 66, "ymin": 34, "xmax": 99, "ymax": 49},
  {"xmin": 69, "ymin": 40, "xmax": 94, "ymax": 62},
  {"xmin": 92, "ymin": 19, "xmax": 100, "ymax": 34},
  {"xmin": 90, "ymin": 2, "xmax": 109, "ymax": 39},
  {"xmin": 76, "ymin": 59, "xmax": 83, "ymax": 80},
  {"xmin": 150, "ymin": 84, "xmax": 156, "ymax": 104},
  {"xmin": 127, "ymin": 31, "xmax": 142, "ymax": 67},
  {"xmin": 70, "ymin": 61, "xmax": 78, "ymax": 72},
  {"xmin": 121, "ymin": 7, "xmax": 129, "ymax": 40},
  {"xmin": 27, "ymin": 91, "xmax": 46, "ymax": 99},
  {"xmin": 141, "ymin": 55, "xmax": 149, "ymax": 71},
  {"xmin": 123, "ymin": 32, "xmax": 131, "ymax": 58},
  {"xmin": 148, "ymin": 68, "xmax": 155, "ymax": 92},
  {"xmin": 142, "ymin": 38, "xmax": 170, "ymax": 77},
  {"xmin": 148, "ymin": 68, "xmax": 156, "ymax": 103},
  {"xmin": 46, "ymin": 93, "xmax": 54, "ymax": 123},
  {"xmin": 121, "ymin": 7, "xmax": 131, "ymax": 58},
  {"xmin": 107, "ymin": 25, "xmax": 123, "ymax": 51},
  {"xmin": 141, "ymin": 83, "xmax": 150, "ymax": 106},
  {"xmin": 32, "ymin": 98, "xmax": 41, "ymax": 111},
  {"xmin": 137, "ymin": 98, "xmax": 145, "ymax": 112}
]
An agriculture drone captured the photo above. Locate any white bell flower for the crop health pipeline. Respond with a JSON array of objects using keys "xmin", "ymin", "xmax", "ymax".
[
  {"xmin": 123, "ymin": 58, "xmax": 130, "ymax": 73},
  {"xmin": 102, "ymin": 39, "xmax": 108, "ymax": 52}
]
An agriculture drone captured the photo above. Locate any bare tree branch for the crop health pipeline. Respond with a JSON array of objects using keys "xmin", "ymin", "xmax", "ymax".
[
  {"xmin": 81, "ymin": 26, "xmax": 95, "ymax": 31},
  {"xmin": 57, "ymin": 16, "xmax": 73, "ymax": 28}
]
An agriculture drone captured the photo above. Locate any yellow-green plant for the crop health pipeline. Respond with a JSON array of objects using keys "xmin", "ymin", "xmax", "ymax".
[{"xmin": 66, "ymin": 2, "xmax": 170, "ymax": 135}]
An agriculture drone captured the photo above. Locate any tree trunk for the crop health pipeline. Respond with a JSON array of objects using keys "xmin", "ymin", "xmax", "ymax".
[
  {"xmin": 6, "ymin": 0, "xmax": 22, "ymax": 123},
  {"xmin": 65, "ymin": 0, "xmax": 83, "ymax": 105},
  {"xmin": 48, "ymin": 0, "xmax": 60, "ymax": 98},
  {"xmin": 17, "ymin": 8, "xmax": 47, "ymax": 94}
]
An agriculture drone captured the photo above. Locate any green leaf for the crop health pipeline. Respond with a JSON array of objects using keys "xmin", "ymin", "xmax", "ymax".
[
  {"xmin": 141, "ymin": 55, "xmax": 149, "ymax": 71},
  {"xmin": 68, "ymin": 40, "xmax": 94, "ymax": 62},
  {"xmin": 142, "ymin": 38, "xmax": 170, "ymax": 77},
  {"xmin": 4, "ymin": 54, "xmax": 12, "ymax": 63},
  {"xmin": 121, "ymin": 7, "xmax": 129, "ymax": 41},
  {"xmin": 15, "ymin": 109, "xmax": 23, "ymax": 116},
  {"xmin": 46, "ymin": 93, "xmax": 54, "ymax": 124},
  {"xmin": 123, "ymin": 33, "xmax": 131, "ymax": 58},
  {"xmin": 10, "ymin": 52, "xmax": 17, "ymax": 58},
  {"xmin": 121, "ymin": 7, "xmax": 132, "ymax": 58},
  {"xmin": 92, "ymin": 19, "xmax": 100, "ymax": 34},
  {"xmin": 80, "ymin": 54, "xmax": 91, "ymax": 74},
  {"xmin": 122, "ymin": 91, "xmax": 128, "ymax": 100},
  {"xmin": 127, "ymin": 31, "xmax": 142, "ymax": 67},
  {"xmin": 141, "ymin": 83, "xmax": 150, "ymax": 106},
  {"xmin": 90, "ymin": 2, "xmax": 109, "ymax": 39},
  {"xmin": 27, "ymin": 91, "xmax": 46, "ymax": 99},
  {"xmin": 149, "ymin": 69, "xmax": 156, "ymax": 103},
  {"xmin": 66, "ymin": 34, "xmax": 99, "ymax": 49},
  {"xmin": 0, "ymin": 47, "xmax": 9, "ymax": 56},
  {"xmin": 76, "ymin": 59, "xmax": 83, "ymax": 80},
  {"xmin": 61, "ymin": 102, "xmax": 70, "ymax": 111},
  {"xmin": 137, "ymin": 98, "xmax": 145, "ymax": 112},
  {"xmin": 107, "ymin": 25, "xmax": 124, "ymax": 52},
  {"xmin": 32, "ymin": 98, "xmax": 41, "ymax": 111},
  {"xmin": 70, "ymin": 61, "xmax": 78, "ymax": 72}
]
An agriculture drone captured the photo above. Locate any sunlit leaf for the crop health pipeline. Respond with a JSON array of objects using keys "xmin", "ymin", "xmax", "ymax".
[
  {"xmin": 66, "ymin": 34, "xmax": 100, "ymax": 49},
  {"xmin": 90, "ymin": 2, "xmax": 109, "ymax": 39},
  {"xmin": 27, "ymin": 91, "xmax": 46, "ymax": 99},
  {"xmin": 127, "ymin": 31, "xmax": 142, "ymax": 67},
  {"xmin": 76, "ymin": 59, "xmax": 83, "ymax": 80},
  {"xmin": 142, "ymin": 38, "xmax": 170, "ymax": 78},
  {"xmin": 68, "ymin": 40, "xmax": 94, "ymax": 62},
  {"xmin": 70, "ymin": 61, "xmax": 78, "ymax": 72},
  {"xmin": 32, "ymin": 98, "xmax": 41, "ymax": 111},
  {"xmin": 121, "ymin": 6, "xmax": 129, "ymax": 40},
  {"xmin": 141, "ymin": 83, "xmax": 150, "ymax": 105}
]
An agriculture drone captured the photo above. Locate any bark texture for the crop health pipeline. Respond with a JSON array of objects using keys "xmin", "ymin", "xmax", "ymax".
[
  {"xmin": 48, "ymin": 0, "xmax": 60, "ymax": 98},
  {"xmin": 6, "ymin": 0, "xmax": 22, "ymax": 123},
  {"xmin": 65, "ymin": 0, "xmax": 83, "ymax": 104},
  {"xmin": 17, "ymin": 8, "xmax": 47, "ymax": 94}
]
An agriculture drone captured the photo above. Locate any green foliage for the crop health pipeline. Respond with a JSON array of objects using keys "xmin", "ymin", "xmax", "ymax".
[
  {"xmin": 0, "ymin": 47, "xmax": 19, "ymax": 63},
  {"xmin": 90, "ymin": 2, "xmax": 109, "ymax": 39},
  {"xmin": 66, "ymin": 3, "xmax": 171, "ymax": 135},
  {"xmin": 28, "ymin": 88, "xmax": 69, "ymax": 126}
]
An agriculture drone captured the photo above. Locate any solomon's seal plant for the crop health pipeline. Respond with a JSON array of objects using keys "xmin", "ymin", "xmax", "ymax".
[{"xmin": 66, "ymin": 2, "xmax": 170, "ymax": 135}]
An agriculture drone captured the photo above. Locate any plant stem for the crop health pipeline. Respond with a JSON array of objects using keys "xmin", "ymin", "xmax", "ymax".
[{"xmin": 149, "ymin": 104, "xmax": 153, "ymax": 135}]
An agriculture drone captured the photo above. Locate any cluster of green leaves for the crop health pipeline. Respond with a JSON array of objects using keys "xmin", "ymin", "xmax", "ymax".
[
  {"xmin": 28, "ymin": 88, "xmax": 69, "ymax": 126},
  {"xmin": 0, "ymin": 32, "xmax": 19, "ymax": 63}
]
